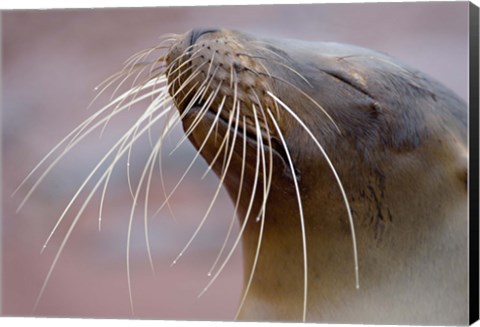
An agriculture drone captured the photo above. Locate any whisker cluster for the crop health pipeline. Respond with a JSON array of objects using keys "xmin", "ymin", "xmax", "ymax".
[{"xmin": 15, "ymin": 30, "xmax": 359, "ymax": 322}]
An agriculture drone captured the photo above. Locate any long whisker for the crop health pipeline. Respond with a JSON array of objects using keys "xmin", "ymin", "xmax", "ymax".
[
  {"xmin": 207, "ymin": 102, "xmax": 245, "ymax": 276},
  {"xmin": 164, "ymin": 47, "xmax": 203, "ymax": 92},
  {"xmin": 250, "ymin": 90, "xmax": 274, "ymax": 216},
  {"xmin": 98, "ymin": 123, "xmax": 140, "ymax": 231},
  {"xmin": 40, "ymin": 93, "xmax": 172, "ymax": 252},
  {"xmin": 89, "ymin": 70, "xmax": 132, "ymax": 112},
  {"xmin": 153, "ymin": 96, "xmax": 227, "ymax": 217},
  {"xmin": 98, "ymin": 87, "xmax": 171, "ymax": 231},
  {"xmin": 99, "ymin": 63, "xmax": 166, "ymax": 137},
  {"xmin": 109, "ymin": 49, "xmax": 156, "ymax": 103},
  {"xmin": 157, "ymin": 109, "xmax": 181, "ymax": 221},
  {"xmin": 171, "ymin": 96, "xmax": 240, "ymax": 266},
  {"xmin": 73, "ymin": 76, "xmax": 168, "ymax": 148},
  {"xmin": 15, "ymin": 84, "xmax": 168, "ymax": 213},
  {"xmin": 126, "ymin": 129, "xmax": 164, "ymax": 314},
  {"xmin": 198, "ymin": 115, "xmax": 261, "ymax": 298},
  {"xmin": 248, "ymin": 70, "xmax": 340, "ymax": 133},
  {"xmin": 267, "ymin": 108, "xmax": 308, "ymax": 322},
  {"xmin": 166, "ymin": 48, "xmax": 203, "ymax": 84},
  {"xmin": 198, "ymin": 104, "xmax": 235, "ymax": 180},
  {"xmin": 169, "ymin": 73, "xmax": 222, "ymax": 154},
  {"xmin": 170, "ymin": 92, "xmax": 217, "ymax": 152},
  {"xmin": 267, "ymin": 91, "xmax": 360, "ymax": 290},
  {"xmin": 144, "ymin": 134, "xmax": 165, "ymax": 275},
  {"xmin": 92, "ymin": 37, "xmax": 168, "ymax": 106},
  {"xmin": 33, "ymin": 105, "xmax": 171, "ymax": 313},
  {"xmin": 122, "ymin": 41, "xmax": 169, "ymax": 68},
  {"xmin": 13, "ymin": 78, "xmax": 161, "ymax": 198},
  {"xmin": 159, "ymin": 62, "xmax": 216, "ymax": 144},
  {"xmin": 201, "ymin": 74, "xmax": 239, "ymax": 180},
  {"xmin": 235, "ymin": 103, "xmax": 269, "ymax": 317}
]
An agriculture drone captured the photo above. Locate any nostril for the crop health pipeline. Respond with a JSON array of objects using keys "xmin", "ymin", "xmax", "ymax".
[{"xmin": 190, "ymin": 28, "xmax": 220, "ymax": 45}]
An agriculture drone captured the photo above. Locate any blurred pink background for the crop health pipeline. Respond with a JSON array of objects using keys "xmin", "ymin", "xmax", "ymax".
[{"xmin": 2, "ymin": 2, "xmax": 469, "ymax": 322}]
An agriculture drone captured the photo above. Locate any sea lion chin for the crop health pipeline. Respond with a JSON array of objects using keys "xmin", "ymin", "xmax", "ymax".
[{"xmin": 164, "ymin": 28, "xmax": 468, "ymax": 324}]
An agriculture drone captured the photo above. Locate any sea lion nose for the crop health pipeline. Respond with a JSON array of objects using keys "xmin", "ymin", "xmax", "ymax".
[{"xmin": 189, "ymin": 28, "xmax": 220, "ymax": 45}]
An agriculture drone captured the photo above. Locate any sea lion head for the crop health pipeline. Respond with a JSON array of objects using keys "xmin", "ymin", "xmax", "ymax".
[{"xmin": 163, "ymin": 27, "xmax": 467, "ymax": 228}]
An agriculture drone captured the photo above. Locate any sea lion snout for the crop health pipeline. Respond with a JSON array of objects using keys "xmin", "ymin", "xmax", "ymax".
[{"xmin": 165, "ymin": 30, "xmax": 280, "ymax": 153}]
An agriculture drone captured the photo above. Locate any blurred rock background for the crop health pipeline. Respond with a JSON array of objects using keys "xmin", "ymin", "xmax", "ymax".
[{"xmin": 2, "ymin": 2, "xmax": 469, "ymax": 321}]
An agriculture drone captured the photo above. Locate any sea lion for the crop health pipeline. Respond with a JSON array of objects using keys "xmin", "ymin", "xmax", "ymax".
[
  {"xmin": 163, "ymin": 29, "xmax": 469, "ymax": 325},
  {"xmin": 18, "ymin": 28, "xmax": 469, "ymax": 324}
]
